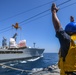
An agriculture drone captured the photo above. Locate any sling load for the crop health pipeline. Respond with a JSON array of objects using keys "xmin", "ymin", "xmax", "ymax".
[{"xmin": 12, "ymin": 23, "xmax": 21, "ymax": 30}]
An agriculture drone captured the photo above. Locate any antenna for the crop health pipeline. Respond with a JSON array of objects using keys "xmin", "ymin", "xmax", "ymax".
[{"xmin": 33, "ymin": 43, "xmax": 36, "ymax": 48}]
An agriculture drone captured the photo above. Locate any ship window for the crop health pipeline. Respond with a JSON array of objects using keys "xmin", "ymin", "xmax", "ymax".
[{"xmin": 0, "ymin": 51, "xmax": 23, "ymax": 54}]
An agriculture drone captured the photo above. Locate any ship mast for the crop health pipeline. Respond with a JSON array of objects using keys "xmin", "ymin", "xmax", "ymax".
[
  {"xmin": 2, "ymin": 37, "xmax": 7, "ymax": 48},
  {"xmin": 33, "ymin": 42, "xmax": 36, "ymax": 48}
]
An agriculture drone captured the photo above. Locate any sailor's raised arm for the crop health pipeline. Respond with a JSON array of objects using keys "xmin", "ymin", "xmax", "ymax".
[{"xmin": 51, "ymin": 3, "xmax": 62, "ymax": 32}]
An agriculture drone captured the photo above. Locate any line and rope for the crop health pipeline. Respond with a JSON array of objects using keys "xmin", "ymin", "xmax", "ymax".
[
  {"xmin": 57, "ymin": 0, "xmax": 71, "ymax": 7},
  {"xmin": 0, "ymin": 63, "xmax": 57, "ymax": 73},
  {"xmin": 0, "ymin": 0, "xmax": 72, "ymax": 33},
  {"xmin": 21, "ymin": 13, "xmax": 51, "ymax": 26},
  {"xmin": 60, "ymin": 1, "xmax": 76, "ymax": 10},
  {"xmin": 0, "ymin": 0, "xmax": 57, "ymax": 22},
  {"xmin": 0, "ymin": 28, "xmax": 12, "ymax": 34},
  {"xmin": 0, "ymin": 0, "xmax": 57, "ymax": 32},
  {"xmin": 0, "ymin": 64, "xmax": 31, "ymax": 72},
  {"xmin": 19, "ymin": 0, "xmax": 71, "ymax": 24}
]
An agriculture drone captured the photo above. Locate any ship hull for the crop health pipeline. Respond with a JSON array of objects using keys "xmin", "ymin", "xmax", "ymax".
[{"xmin": 0, "ymin": 48, "xmax": 44, "ymax": 62}]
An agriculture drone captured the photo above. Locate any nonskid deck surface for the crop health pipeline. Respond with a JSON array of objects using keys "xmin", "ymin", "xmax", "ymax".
[
  {"xmin": 0, "ymin": 63, "xmax": 60, "ymax": 75},
  {"xmin": 30, "ymin": 65, "xmax": 60, "ymax": 75}
]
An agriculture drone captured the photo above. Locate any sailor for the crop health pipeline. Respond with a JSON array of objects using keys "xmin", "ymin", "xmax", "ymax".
[{"xmin": 51, "ymin": 3, "xmax": 76, "ymax": 75}]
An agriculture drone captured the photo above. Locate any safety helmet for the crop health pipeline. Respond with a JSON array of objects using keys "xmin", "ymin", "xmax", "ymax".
[{"xmin": 65, "ymin": 22, "xmax": 76, "ymax": 33}]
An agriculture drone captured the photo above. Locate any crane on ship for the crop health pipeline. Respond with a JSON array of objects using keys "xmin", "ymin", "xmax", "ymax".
[{"xmin": 12, "ymin": 33, "xmax": 17, "ymax": 41}]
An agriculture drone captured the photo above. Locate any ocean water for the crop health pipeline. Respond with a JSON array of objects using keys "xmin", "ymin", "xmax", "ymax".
[{"xmin": 0, "ymin": 53, "xmax": 58, "ymax": 75}]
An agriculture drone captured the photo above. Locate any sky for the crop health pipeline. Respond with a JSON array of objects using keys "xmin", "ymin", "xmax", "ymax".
[{"xmin": 0, "ymin": 0, "xmax": 76, "ymax": 53}]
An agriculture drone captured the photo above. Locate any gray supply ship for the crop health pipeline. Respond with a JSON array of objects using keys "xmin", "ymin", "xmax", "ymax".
[
  {"xmin": 0, "ymin": 24, "xmax": 44, "ymax": 62},
  {"xmin": 0, "ymin": 47, "xmax": 44, "ymax": 62}
]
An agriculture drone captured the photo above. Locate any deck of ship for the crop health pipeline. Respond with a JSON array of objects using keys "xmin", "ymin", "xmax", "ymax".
[{"xmin": 30, "ymin": 65, "xmax": 60, "ymax": 75}]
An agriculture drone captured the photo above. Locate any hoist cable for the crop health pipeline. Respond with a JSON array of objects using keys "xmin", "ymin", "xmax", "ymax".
[
  {"xmin": 0, "ymin": 0, "xmax": 72, "ymax": 33},
  {"xmin": 0, "ymin": 0, "xmax": 57, "ymax": 22}
]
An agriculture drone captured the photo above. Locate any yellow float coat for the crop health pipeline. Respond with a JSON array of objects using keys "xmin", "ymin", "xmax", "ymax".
[{"xmin": 58, "ymin": 34, "xmax": 76, "ymax": 75}]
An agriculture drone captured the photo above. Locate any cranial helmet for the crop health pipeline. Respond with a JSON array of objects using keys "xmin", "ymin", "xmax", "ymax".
[{"xmin": 65, "ymin": 22, "xmax": 76, "ymax": 33}]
